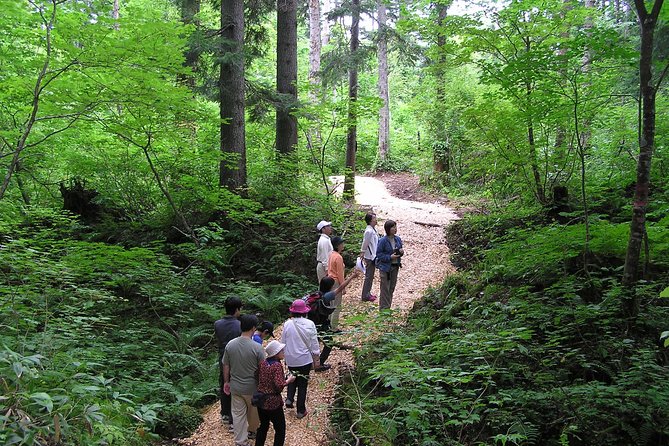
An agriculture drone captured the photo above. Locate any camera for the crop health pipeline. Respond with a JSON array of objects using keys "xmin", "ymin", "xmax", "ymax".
[{"xmin": 394, "ymin": 248, "xmax": 403, "ymax": 257}]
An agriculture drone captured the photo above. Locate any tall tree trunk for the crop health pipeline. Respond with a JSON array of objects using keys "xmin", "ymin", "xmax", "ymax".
[
  {"xmin": 308, "ymin": 0, "xmax": 323, "ymax": 150},
  {"xmin": 179, "ymin": 0, "xmax": 202, "ymax": 89},
  {"xmin": 276, "ymin": 0, "xmax": 298, "ymax": 155},
  {"xmin": 0, "ymin": 0, "xmax": 57, "ymax": 201},
  {"xmin": 322, "ymin": 0, "xmax": 332, "ymax": 45},
  {"xmin": 527, "ymin": 117, "xmax": 546, "ymax": 204},
  {"xmin": 623, "ymin": 0, "xmax": 666, "ymax": 288},
  {"xmin": 343, "ymin": 0, "xmax": 360, "ymax": 197},
  {"xmin": 112, "ymin": 0, "xmax": 120, "ymax": 29},
  {"xmin": 377, "ymin": 0, "xmax": 390, "ymax": 162},
  {"xmin": 524, "ymin": 36, "xmax": 546, "ymax": 204},
  {"xmin": 433, "ymin": 1, "xmax": 450, "ymax": 175},
  {"xmin": 308, "ymin": 0, "xmax": 322, "ymax": 96},
  {"xmin": 552, "ymin": 0, "xmax": 571, "ymax": 187},
  {"xmin": 219, "ymin": 0, "xmax": 246, "ymax": 190}
]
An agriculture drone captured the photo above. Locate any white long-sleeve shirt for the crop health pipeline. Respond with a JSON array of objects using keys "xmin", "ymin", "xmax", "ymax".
[
  {"xmin": 282, "ymin": 317, "xmax": 320, "ymax": 368},
  {"xmin": 360, "ymin": 225, "xmax": 379, "ymax": 260}
]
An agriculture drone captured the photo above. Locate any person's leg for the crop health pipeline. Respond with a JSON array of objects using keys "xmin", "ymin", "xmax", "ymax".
[
  {"xmin": 329, "ymin": 281, "xmax": 342, "ymax": 330},
  {"xmin": 316, "ymin": 263, "xmax": 326, "ymax": 282},
  {"xmin": 286, "ymin": 367, "xmax": 298, "ymax": 407},
  {"xmin": 319, "ymin": 337, "xmax": 332, "ymax": 365},
  {"xmin": 255, "ymin": 407, "xmax": 270, "ymax": 446},
  {"xmin": 379, "ymin": 270, "xmax": 391, "ymax": 310},
  {"xmin": 218, "ymin": 357, "xmax": 232, "ymax": 423},
  {"xmin": 361, "ymin": 259, "xmax": 376, "ymax": 300},
  {"xmin": 388, "ymin": 267, "xmax": 399, "ymax": 306},
  {"xmin": 244, "ymin": 394, "xmax": 260, "ymax": 434},
  {"xmin": 295, "ymin": 364, "xmax": 312, "ymax": 415},
  {"xmin": 271, "ymin": 408, "xmax": 286, "ymax": 446},
  {"xmin": 231, "ymin": 394, "xmax": 249, "ymax": 445},
  {"xmin": 222, "ymin": 392, "xmax": 233, "ymax": 423}
]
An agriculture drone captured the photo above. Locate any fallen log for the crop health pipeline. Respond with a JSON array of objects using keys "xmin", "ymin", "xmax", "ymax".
[{"xmin": 414, "ymin": 221, "xmax": 441, "ymax": 227}]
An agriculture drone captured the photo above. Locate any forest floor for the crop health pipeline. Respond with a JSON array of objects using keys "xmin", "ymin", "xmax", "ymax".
[{"xmin": 178, "ymin": 173, "xmax": 460, "ymax": 446}]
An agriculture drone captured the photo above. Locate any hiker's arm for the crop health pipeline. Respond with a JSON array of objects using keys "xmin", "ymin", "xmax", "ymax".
[
  {"xmin": 223, "ymin": 364, "xmax": 231, "ymax": 395},
  {"xmin": 335, "ymin": 268, "xmax": 361, "ymax": 295}
]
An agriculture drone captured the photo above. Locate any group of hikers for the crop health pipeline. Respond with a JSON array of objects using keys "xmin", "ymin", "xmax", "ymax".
[{"xmin": 214, "ymin": 212, "xmax": 405, "ymax": 446}]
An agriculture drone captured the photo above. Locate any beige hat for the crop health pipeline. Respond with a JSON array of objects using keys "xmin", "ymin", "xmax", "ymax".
[{"xmin": 265, "ymin": 340, "xmax": 286, "ymax": 358}]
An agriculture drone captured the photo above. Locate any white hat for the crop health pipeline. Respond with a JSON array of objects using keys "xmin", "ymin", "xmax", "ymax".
[
  {"xmin": 316, "ymin": 220, "xmax": 332, "ymax": 231},
  {"xmin": 265, "ymin": 340, "xmax": 286, "ymax": 358}
]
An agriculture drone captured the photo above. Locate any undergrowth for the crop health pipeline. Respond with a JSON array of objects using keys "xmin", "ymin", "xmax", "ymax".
[
  {"xmin": 333, "ymin": 209, "xmax": 669, "ymax": 446},
  {"xmin": 0, "ymin": 190, "xmax": 364, "ymax": 444}
]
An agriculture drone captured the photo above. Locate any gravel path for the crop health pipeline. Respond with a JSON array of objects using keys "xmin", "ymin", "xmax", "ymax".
[{"xmin": 179, "ymin": 175, "xmax": 459, "ymax": 446}]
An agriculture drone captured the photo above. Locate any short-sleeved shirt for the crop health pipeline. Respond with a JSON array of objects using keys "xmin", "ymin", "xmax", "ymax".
[{"xmin": 222, "ymin": 336, "xmax": 266, "ymax": 396}]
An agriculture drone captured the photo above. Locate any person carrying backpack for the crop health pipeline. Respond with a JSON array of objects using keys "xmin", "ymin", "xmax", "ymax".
[{"xmin": 306, "ymin": 270, "xmax": 360, "ymax": 371}]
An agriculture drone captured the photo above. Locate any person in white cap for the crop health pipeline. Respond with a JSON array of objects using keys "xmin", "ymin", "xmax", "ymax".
[
  {"xmin": 315, "ymin": 220, "xmax": 333, "ymax": 282},
  {"xmin": 255, "ymin": 340, "xmax": 295, "ymax": 446}
]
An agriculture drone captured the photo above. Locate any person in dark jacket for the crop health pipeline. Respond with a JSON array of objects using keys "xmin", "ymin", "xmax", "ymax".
[
  {"xmin": 375, "ymin": 220, "xmax": 404, "ymax": 310},
  {"xmin": 214, "ymin": 296, "xmax": 243, "ymax": 425}
]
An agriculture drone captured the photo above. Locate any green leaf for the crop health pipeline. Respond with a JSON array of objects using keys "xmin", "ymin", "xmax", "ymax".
[
  {"xmin": 12, "ymin": 362, "xmax": 23, "ymax": 378},
  {"xmin": 660, "ymin": 287, "xmax": 669, "ymax": 298},
  {"xmin": 30, "ymin": 392, "xmax": 54, "ymax": 413}
]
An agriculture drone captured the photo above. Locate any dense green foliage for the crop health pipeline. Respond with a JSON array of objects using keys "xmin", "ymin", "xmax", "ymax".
[
  {"xmin": 333, "ymin": 206, "xmax": 669, "ymax": 445},
  {"xmin": 2, "ymin": 0, "xmax": 668, "ymax": 444}
]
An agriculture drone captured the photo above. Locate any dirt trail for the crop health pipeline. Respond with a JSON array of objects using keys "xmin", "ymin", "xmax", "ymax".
[{"xmin": 179, "ymin": 175, "xmax": 459, "ymax": 446}]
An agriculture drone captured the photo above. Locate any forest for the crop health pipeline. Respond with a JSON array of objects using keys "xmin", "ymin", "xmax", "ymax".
[{"xmin": 1, "ymin": 0, "xmax": 668, "ymax": 445}]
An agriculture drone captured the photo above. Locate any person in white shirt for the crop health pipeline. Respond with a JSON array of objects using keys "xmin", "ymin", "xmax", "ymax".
[
  {"xmin": 282, "ymin": 299, "xmax": 321, "ymax": 419},
  {"xmin": 359, "ymin": 212, "xmax": 378, "ymax": 302},
  {"xmin": 315, "ymin": 220, "xmax": 333, "ymax": 282}
]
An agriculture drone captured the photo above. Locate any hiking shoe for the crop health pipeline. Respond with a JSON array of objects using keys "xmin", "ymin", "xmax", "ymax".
[
  {"xmin": 284, "ymin": 398, "xmax": 294, "ymax": 409},
  {"xmin": 248, "ymin": 431, "xmax": 256, "ymax": 440},
  {"xmin": 221, "ymin": 415, "xmax": 231, "ymax": 424},
  {"xmin": 315, "ymin": 364, "xmax": 332, "ymax": 372},
  {"xmin": 296, "ymin": 410, "xmax": 308, "ymax": 419},
  {"xmin": 363, "ymin": 294, "xmax": 377, "ymax": 302}
]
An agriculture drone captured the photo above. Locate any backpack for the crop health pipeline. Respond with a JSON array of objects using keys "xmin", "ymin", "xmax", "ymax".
[{"xmin": 302, "ymin": 291, "xmax": 334, "ymax": 324}]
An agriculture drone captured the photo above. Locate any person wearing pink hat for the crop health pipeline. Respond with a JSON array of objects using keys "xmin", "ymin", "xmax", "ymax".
[{"xmin": 281, "ymin": 299, "xmax": 321, "ymax": 419}]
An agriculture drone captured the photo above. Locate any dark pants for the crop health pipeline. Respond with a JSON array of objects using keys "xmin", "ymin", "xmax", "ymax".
[
  {"xmin": 317, "ymin": 325, "xmax": 333, "ymax": 365},
  {"xmin": 286, "ymin": 364, "xmax": 312, "ymax": 414},
  {"xmin": 255, "ymin": 407, "xmax": 286, "ymax": 446},
  {"xmin": 320, "ymin": 344, "xmax": 332, "ymax": 365},
  {"xmin": 219, "ymin": 356, "xmax": 232, "ymax": 422},
  {"xmin": 379, "ymin": 266, "xmax": 399, "ymax": 310},
  {"xmin": 361, "ymin": 258, "xmax": 376, "ymax": 300}
]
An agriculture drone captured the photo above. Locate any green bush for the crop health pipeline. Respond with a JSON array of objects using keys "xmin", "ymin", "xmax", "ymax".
[
  {"xmin": 155, "ymin": 403, "xmax": 203, "ymax": 439},
  {"xmin": 335, "ymin": 208, "xmax": 669, "ymax": 446}
]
